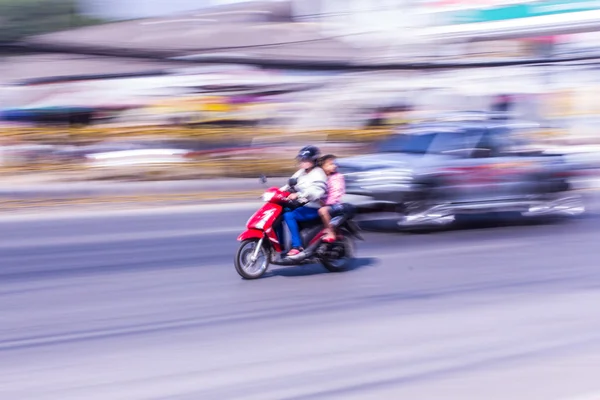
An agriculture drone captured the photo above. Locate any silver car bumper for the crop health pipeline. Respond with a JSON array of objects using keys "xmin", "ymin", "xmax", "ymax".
[{"xmin": 396, "ymin": 195, "xmax": 586, "ymax": 227}]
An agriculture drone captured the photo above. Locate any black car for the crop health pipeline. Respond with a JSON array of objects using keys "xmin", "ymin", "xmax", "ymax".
[{"xmin": 338, "ymin": 112, "xmax": 585, "ymax": 226}]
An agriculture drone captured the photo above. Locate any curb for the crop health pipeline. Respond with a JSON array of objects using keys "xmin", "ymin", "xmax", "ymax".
[{"xmin": 0, "ymin": 177, "xmax": 288, "ymax": 200}]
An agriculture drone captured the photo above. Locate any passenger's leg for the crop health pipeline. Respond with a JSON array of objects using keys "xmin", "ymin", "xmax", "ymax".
[{"xmin": 319, "ymin": 206, "xmax": 335, "ymax": 242}]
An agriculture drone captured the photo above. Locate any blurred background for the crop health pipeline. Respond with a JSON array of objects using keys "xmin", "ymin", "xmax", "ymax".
[
  {"xmin": 2, "ymin": 0, "xmax": 600, "ymax": 181},
  {"xmin": 3, "ymin": 2, "xmax": 600, "ymax": 400}
]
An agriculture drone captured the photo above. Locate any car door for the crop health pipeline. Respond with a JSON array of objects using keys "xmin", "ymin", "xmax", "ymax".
[
  {"xmin": 438, "ymin": 128, "xmax": 514, "ymax": 203},
  {"xmin": 447, "ymin": 128, "xmax": 533, "ymax": 202}
]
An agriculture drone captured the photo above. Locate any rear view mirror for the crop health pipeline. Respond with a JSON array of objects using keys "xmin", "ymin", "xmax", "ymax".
[
  {"xmin": 288, "ymin": 178, "xmax": 298, "ymax": 187},
  {"xmin": 259, "ymin": 174, "xmax": 267, "ymax": 184}
]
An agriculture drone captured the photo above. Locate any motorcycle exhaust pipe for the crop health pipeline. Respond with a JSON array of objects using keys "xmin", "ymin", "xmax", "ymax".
[
  {"xmin": 331, "ymin": 216, "xmax": 364, "ymax": 241},
  {"xmin": 345, "ymin": 220, "xmax": 364, "ymax": 240}
]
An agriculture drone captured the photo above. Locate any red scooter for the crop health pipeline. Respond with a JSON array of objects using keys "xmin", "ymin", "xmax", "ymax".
[{"xmin": 234, "ymin": 178, "xmax": 363, "ymax": 279}]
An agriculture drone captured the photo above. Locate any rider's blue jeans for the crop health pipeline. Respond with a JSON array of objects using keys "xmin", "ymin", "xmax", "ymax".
[{"xmin": 278, "ymin": 206, "xmax": 320, "ymax": 250}]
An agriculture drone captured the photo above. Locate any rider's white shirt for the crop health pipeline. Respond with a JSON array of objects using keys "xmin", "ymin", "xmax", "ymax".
[{"xmin": 283, "ymin": 167, "xmax": 327, "ymax": 208}]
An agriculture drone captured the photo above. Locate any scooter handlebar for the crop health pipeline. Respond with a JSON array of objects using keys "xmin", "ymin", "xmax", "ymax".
[
  {"xmin": 262, "ymin": 188, "xmax": 310, "ymax": 208},
  {"xmin": 262, "ymin": 188, "xmax": 292, "ymax": 204}
]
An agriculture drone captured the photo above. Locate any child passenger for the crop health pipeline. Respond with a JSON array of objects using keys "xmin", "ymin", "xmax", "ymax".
[{"xmin": 318, "ymin": 154, "xmax": 346, "ymax": 243}]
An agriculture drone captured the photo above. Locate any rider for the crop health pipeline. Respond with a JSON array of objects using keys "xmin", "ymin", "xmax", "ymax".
[{"xmin": 278, "ymin": 145, "xmax": 327, "ymax": 257}]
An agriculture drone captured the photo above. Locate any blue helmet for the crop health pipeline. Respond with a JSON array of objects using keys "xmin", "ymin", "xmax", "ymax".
[{"xmin": 297, "ymin": 145, "xmax": 320, "ymax": 162}]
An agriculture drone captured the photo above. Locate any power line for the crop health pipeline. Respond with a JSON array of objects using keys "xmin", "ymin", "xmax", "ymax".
[{"xmin": 2, "ymin": 40, "xmax": 600, "ymax": 82}]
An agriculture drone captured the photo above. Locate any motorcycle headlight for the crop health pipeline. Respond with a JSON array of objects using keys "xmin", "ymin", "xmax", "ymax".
[{"xmin": 262, "ymin": 192, "xmax": 275, "ymax": 202}]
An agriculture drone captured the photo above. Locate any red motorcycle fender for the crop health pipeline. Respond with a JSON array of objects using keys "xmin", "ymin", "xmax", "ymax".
[{"xmin": 237, "ymin": 229, "xmax": 264, "ymax": 242}]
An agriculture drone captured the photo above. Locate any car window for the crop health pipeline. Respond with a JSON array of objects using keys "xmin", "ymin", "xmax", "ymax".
[
  {"xmin": 429, "ymin": 129, "xmax": 483, "ymax": 155},
  {"xmin": 377, "ymin": 133, "xmax": 436, "ymax": 154},
  {"xmin": 471, "ymin": 132, "xmax": 500, "ymax": 157},
  {"xmin": 377, "ymin": 128, "xmax": 483, "ymax": 155},
  {"xmin": 479, "ymin": 129, "xmax": 526, "ymax": 156}
]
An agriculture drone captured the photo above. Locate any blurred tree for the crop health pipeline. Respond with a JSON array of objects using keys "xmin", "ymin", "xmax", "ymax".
[{"xmin": 0, "ymin": 0, "xmax": 103, "ymax": 42}]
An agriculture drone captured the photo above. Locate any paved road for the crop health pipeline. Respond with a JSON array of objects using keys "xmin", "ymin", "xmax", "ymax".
[{"xmin": 1, "ymin": 200, "xmax": 600, "ymax": 400}]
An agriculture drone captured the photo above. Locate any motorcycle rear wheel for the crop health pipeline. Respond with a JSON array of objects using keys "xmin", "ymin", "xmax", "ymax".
[
  {"xmin": 321, "ymin": 236, "xmax": 354, "ymax": 273},
  {"xmin": 235, "ymin": 239, "xmax": 269, "ymax": 279}
]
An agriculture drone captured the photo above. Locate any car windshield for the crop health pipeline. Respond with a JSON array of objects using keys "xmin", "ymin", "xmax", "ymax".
[
  {"xmin": 377, "ymin": 133, "xmax": 436, "ymax": 154},
  {"xmin": 377, "ymin": 129, "xmax": 481, "ymax": 155}
]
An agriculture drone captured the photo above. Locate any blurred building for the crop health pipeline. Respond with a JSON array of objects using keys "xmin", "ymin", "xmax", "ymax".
[
  {"xmin": 420, "ymin": 0, "xmax": 600, "ymax": 53},
  {"xmin": 7, "ymin": 0, "xmax": 600, "ymax": 136},
  {"xmin": 292, "ymin": 0, "xmax": 423, "ymax": 29},
  {"xmin": 291, "ymin": 0, "xmax": 433, "ymax": 59}
]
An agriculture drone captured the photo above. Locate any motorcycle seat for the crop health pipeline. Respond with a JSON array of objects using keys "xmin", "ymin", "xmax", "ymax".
[
  {"xmin": 300, "ymin": 224, "xmax": 325, "ymax": 248},
  {"xmin": 298, "ymin": 218, "xmax": 324, "ymax": 230}
]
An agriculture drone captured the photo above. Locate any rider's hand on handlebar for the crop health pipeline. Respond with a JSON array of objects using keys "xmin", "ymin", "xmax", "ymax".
[{"xmin": 287, "ymin": 193, "xmax": 299, "ymax": 201}]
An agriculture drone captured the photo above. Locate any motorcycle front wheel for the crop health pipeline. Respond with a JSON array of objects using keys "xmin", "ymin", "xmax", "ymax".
[
  {"xmin": 235, "ymin": 239, "xmax": 270, "ymax": 279},
  {"xmin": 321, "ymin": 236, "xmax": 354, "ymax": 273}
]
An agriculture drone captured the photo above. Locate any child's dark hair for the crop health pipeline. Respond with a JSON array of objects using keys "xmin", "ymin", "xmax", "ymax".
[{"xmin": 319, "ymin": 154, "xmax": 336, "ymax": 166}]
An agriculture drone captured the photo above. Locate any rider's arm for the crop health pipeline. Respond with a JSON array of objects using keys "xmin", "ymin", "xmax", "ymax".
[{"xmin": 280, "ymin": 170, "xmax": 302, "ymax": 191}]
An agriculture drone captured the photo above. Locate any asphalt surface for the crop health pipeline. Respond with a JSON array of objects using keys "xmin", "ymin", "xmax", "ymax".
[{"xmin": 1, "ymin": 198, "xmax": 600, "ymax": 400}]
